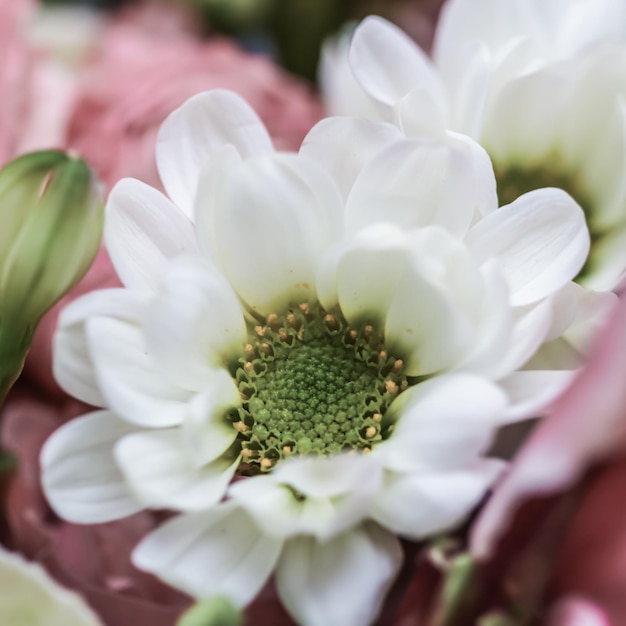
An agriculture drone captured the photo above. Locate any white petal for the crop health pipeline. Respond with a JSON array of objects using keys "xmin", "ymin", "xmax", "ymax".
[
  {"xmin": 434, "ymin": 0, "xmax": 535, "ymax": 75},
  {"xmin": 385, "ymin": 258, "xmax": 474, "ymax": 376},
  {"xmin": 271, "ymin": 453, "xmax": 382, "ymax": 499},
  {"xmin": 379, "ymin": 374, "xmax": 507, "ymax": 473},
  {"xmin": 86, "ymin": 316, "xmax": 191, "ymax": 427},
  {"xmin": 443, "ymin": 42, "xmax": 491, "ymax": 139},
  {"xmin": 344, "ymin": 135, "xmax": 490, "ymax": 237},
  {"xmin": 142, "ymin": 255, "xmax": 246, "ymax": 391},
  {"xmin": 53, "ymin": 288, "xmax": 148, "ymax": 407},
  {"xmin": 493, "ymin": 297, "xmax": 554, "ymax": 378},
  {"xmin": 394, "ymin": 86, "xmax": 448, "ymax": 138},
  {"xmin": 499, "ymin": 370, "xmax": 576, "ymax": 423},
  {"xmin": 466, "ymin": 188, "xmax": 590, "ymax": 306},
  {"xmin": 560, "ymin": 288, "xmax": 619, "ymax": 354},
  {"xmin": 41, "ymin": 410, "xmax": 141, "ymax": 523},
  {"xmin": 157, "ymin": 90, "xmax": 274, "ymax": 218},
  {"xmin": 350, "ymin": 16, "xmax": 447, "ymax": 114},
  {"xmin": 453, "ymin": 261, "xmax": 513, "ymax": 377},
  {"xmin": 114, "ymin": 429, "xmax": 238, "ymax": 511},
  {"xmin": 582, "ymin": 226, "xmax": 626, "ymax": 291},
  {"xmin": 483, "ymin": 64, "xmax": 576, "ymax": 164},
  {"xmin": 558, "ymin": 0, "xmax": 626, "ymax": 57},
  {"xmin": 300, "ymin": 116, "xmax": 403, "ymax": 203},
  {"xmin": 181, "ymin": 377, "xmax": 241, "ymax": 468},
  {"xmin": 132, "ymin": 504, "xmax": 282, "ymax": 604},
  {"xmin": 371, "ymin": 460, "xmax": 505, "ymax": 540},
  {"xmin": 105, "ymin": 178, "xmax": 199, "ymax": 291},
  {"xmin": 229, "ymin": 454, "xmax": 383, "ymax": 541},
  {"xmin": 229, "ymin": 457, "xmax": 382, "ymax": 541},
  {"xmin": 545, "ymin": 282, "xmax": 587, "ymax": 342},
  {"xmin": 318, "ymin": 25, "xmax": 384, "ymax": 119},
  {"xmin": 446, "ymin": 130, "xmax": 499, "ymax": 216},
  {"xmin": 200, "ymin": 153, "xmax": 343, "ymax": 315},
  {"xmin": 0, "ymin": 547, "xmax": 102, "ymax": 626},
  {"xmin": 276, "ymin": 523, "xmax": 402, "ymax": 626},
  {"xmin": 315, "ymin": 223, "xmax": 413, "ymax": 324}
]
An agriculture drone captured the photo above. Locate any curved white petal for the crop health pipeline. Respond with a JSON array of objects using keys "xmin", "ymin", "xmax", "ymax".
[
  {"xmin": 582, "ymin": 226, "xmax": 626, "ymax": 291},
  {"xmin": 228, "ymin": 454, "xmax": 383, "ymax": 541},
  {"xmin": 446, "ymin": 130, "xmax": 499, "ymax": 216},
  {"xmin": 181, "ymin": 377, "xmax": 241, "ymax": 468},
  {"xmin": 453, "ymin": 261, "xmax": 513, "ymax": 377},
  {"xmin": 319, "ymin": 25, "xmax": 384, "ymax": 119},
  {"xmin": 371, "ymin": 459, "xmax": 505, "ymax": 540},
  {"xmin": 199, "ymin": 153, "xmax": 343, "ymax": 315},
  {"xmin": 0, "ymin": 547, "xmax": 102, "ymax": 626},
  {"xmin": 466, "ymin": 188, "xmax": 590, "ymax": 306},
  {"xmin": 499, "ymin": 370, "xmax": 576, "ymax": 423},
  {"xmin": 41, "ymin": 410, "xmax": 141, "ymax": 523},
  {"xmin": 105, "ymin": 178, "xmax": 199, "ymax": 291},
  {"xmin": 379, "ymin": 374, "xmax": 507, "ymax": 473},
  {"xmin": 114, "ymin": 429, "xmax": 238, "ymax": 511},
  {"xmin": 350, "ymin": 17, "xmax": 447, "ymax": 115},
  {"xmin": 443, "ymin": 42, "xmax": 491, "ymax": 139},
  {"xmin": 270, "ymin": 452, "xmax": 382, "ymax": 499},
  {"xmin": 394, "ymin": 86, "xmax": 448, "ymax": 138},
  {"xmin": 86, "ymin": 316, "xmax": 191, "ymax": 427},
  {"xmin": 229, "ymin": 456, "xmax": 382, "ymax": 541},
  {"xmin": 545, "ymin": 282, "xmax": 587, "ymax": 342},
  {"xmin": 483, "ymin": 63, "xmax": 576, "ymax": 164},
  {"xmin": 558, "ymin": 0, "xmax": 626, "ymax": 58},
  {"xmin": 132, "ymin": 504, "xmax": 282, "ymax": 604},
  {"xmin": 53, "ymin": 288, "xmax": 149, "ymax": 407},
  {"xmin": 560, "ymin": 288, "xmax": 619, "ymax": 354},
  {"xmin": 493, "ymin": 297, "xmax": 554, "ymax": 378},
  {"xmin": 142, "ymin": 256, "xmax": 246, "ymax": 391},
  {"xmin": 300, "ymin": 116, "xmax": 403, "ymax": 203},
  {"xmin": 385, "ymin": 257, "xmax": 474, "ymax": 376},
  {"xmin": 316, "ymin": 223, "xmax": 413, "ymax": 324},
  {"xmin": 156, "ymin": 89, "xmax": 274, "ymax": 218},
  {"xmin": 344, "ymin": 135, "xmax": 490, "ymax": 237},
  {"xmin": 434, "ymin": 0, "xmax": 538, "ymax": 76},
  {"xmin": 276, "ymin": 523, "xmax": 402, "ymax": 626}
]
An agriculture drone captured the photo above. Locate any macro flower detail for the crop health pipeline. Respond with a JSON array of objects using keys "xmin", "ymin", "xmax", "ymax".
[
  {"xmin": 228, "ymin": 302, "xmax": 407, "ymax": 469},
  {"xmin": 342, "ymin": 2, "xmax": 626, "ymax": 291},
  {"xmin": 42, "ymin": 89, "xmax": 594, "ymax": 626}
]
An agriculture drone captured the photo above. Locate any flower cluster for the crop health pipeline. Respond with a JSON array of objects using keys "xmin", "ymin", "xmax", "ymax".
[
  {"xmin": 40, "ymin": 83, "xmax": 600, "ymax": 626},
  {"xmin": 8, "ymin": 0, "xmax": 623, "ymax": 625},
  {"xmin": 325, "ymin": 0, "xmax": 626, "ymax": 292}
]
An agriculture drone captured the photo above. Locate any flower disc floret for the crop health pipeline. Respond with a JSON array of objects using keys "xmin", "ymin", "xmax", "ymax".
[{"xmin": 228, "ymin": 302, "xmax": 407, "ymax": 473}]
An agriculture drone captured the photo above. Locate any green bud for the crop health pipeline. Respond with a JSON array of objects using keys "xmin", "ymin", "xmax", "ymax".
[
  {"xmin": 177, "ymin": 596, "xmax": 243, "ymax": 626},
  {"xmin": 0, "ymin": 150, "xmax": 104, "ymax": 401}
]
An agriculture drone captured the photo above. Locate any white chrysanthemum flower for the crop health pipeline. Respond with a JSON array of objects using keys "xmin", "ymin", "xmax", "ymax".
[
  {"xmin": 42, "ymin": 90, "xmax": 593, "ymax": 626},
  {"xmin": 0, "ymin": 546, "xmax": 101, "ymax": 626},
  {"xmin": 339, "ymin": 1, "xmax": 626, "ymax": 290}
]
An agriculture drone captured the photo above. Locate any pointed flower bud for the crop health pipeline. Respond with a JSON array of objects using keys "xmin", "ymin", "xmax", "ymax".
[
  {"xmin": 0, "ymin": 150, "xmax": 104, "ymax": 401},
  {"xmin": 177, "ymin": 596, "xmax": 243, "ymax": 626}
]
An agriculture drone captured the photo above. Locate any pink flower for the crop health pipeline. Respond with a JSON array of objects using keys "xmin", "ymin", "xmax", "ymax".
[
  {"xmin": 65, "ymin": 8, "xmax": 322, "ymax": 191},
  {"xmin": 0, "ymin": 0, "xmax": 36, "ymax": 163},
  {"xmin": 1, "ymin": 0, "xmax": 322, "ymax": 190},
  {"xmin": 460, "ymin": 293, "xmax": 626, "ymax": 625}
]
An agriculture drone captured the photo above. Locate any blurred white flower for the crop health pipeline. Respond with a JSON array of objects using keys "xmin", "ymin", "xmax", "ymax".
[
  {"xmin": 42, "ymin": 89, "xmax": 593, "ymax": 626},
  {"xmin": 333, "ymin": 0, "xmax": 626, "ymax": 290},
  {"xmin": 0, "ymin": 546, "xmax": 101, "ymax": 626}
]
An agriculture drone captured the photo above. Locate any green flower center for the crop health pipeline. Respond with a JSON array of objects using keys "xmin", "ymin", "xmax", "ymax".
[
  {"xmin": 496, "ymin": 163, "xmax": 597, "ymax": 279},
  {"xmin": 226, "ymin": 303, "xmax": 407, "ymax": 475}
]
